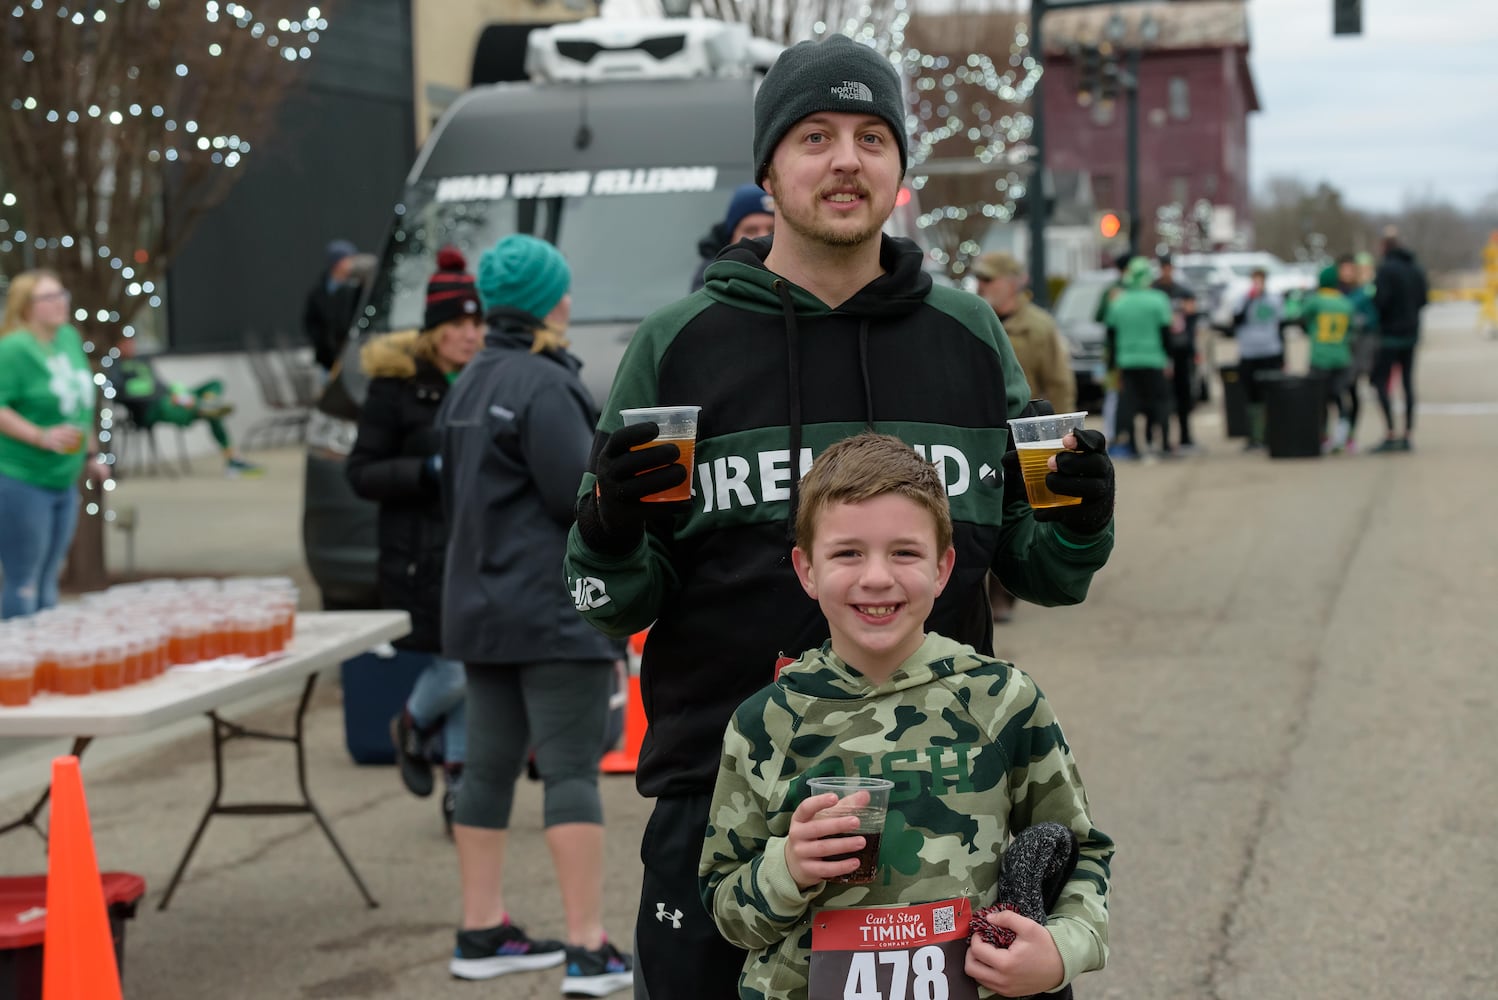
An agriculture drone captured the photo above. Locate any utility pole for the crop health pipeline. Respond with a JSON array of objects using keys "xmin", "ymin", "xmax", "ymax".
[
  {"xmin": 1125, "ymin": 43, "xmax": 1140, "ymax": 252},
  {"xmin": 1026, "ymin": 0, "xmax": 1050, "ymax": 306}
]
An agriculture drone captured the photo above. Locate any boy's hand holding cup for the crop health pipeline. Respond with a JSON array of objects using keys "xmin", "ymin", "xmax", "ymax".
[{"xmin": 786, "ymin": 776, "xmax": 893, "ymax": 889}]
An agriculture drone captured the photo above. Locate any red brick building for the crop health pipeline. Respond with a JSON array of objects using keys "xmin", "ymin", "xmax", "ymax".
[{"xmin": 1041, "ymin": 0, "xmax": 1259, "ymax": 256}]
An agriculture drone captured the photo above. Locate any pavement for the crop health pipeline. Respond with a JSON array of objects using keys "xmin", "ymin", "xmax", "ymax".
[{"xmin": 2, "ymin": 302, "xmax": 1496, "ymax": 999}]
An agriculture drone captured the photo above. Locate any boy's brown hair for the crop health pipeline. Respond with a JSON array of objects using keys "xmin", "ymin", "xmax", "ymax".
[{"xmin": 794, "ymin": 432, "xmax": 953, "ymax": 553}]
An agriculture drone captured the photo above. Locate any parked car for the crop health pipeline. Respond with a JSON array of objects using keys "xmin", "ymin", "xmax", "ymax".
[
  {"xmin": 1174, "ymin": 251, "xmax": 1314, "ymax": 332},
  {"xmin": 1051, "ymin": 268, "xmax": 1117, "ymax": 410}
]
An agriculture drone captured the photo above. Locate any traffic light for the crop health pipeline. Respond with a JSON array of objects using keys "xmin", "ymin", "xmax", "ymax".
[
  {"xmin": 1098, "ymin": 212, "xmax": 1123, "ymax": 240},
  {"xmin": 1333, "ymin": 0, "xmax": 1361, "ymax": 35}
]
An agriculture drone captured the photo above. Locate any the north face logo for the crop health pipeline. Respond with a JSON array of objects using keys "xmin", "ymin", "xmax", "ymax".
[{"xmin": 830, "ymin": 80, "xmax": 873, "ymax": 102}]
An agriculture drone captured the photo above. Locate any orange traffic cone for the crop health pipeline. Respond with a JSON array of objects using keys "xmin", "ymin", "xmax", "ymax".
[
  {"xmin": 602, "ymin": 632, "xmax": 649, "ymax": 774},
  {"xmin": 44, "ymin": 755, "xmax": 123, "ymax": 1000}
]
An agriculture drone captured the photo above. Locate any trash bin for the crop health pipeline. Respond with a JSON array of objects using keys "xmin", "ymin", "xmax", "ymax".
[
  {"xmin": 340, "ymin": 646, "xmax": 430, "ymax": 765},
  {"xmin": 1219, "ymin": 365, "xmax": 1249, "ymax": 438},
  {"xmin": 1261, "ymin": 372, "xmax": 1325, "ymax": 459},
  {"xmin": 0, "ymin": 872, "xmax": 145, "ymax": 1000}
]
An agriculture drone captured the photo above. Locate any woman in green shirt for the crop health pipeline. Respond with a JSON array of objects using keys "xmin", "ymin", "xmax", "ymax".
[{"xmin": 0, "ymin": 270, "xmax": 104, "ymax": 618}]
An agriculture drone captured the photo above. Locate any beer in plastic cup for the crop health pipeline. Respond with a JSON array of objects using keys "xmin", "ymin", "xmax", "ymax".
[
  {"xmin": 619, "ymin": 405, "xmax": 701, "ymax": 503},
  {"xmin": 806, "ymin": 776, "xmax": 895, "ymax": 885},
  {"xmin": 1007, "ymin": 411, "xmax": 1089, "ymax": 509},
  {"xmin": 0, "ymin": 652, "xmax": 36, "ymax": 707}
]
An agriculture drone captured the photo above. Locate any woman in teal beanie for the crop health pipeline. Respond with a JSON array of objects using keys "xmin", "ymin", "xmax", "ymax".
[
  {"xmin": 476, "ymin": 234, "xmax": 573, "ymax": 350},
  {"xmin": 434, "ymin": 234, "xmax": 633, "ymax": 992}
]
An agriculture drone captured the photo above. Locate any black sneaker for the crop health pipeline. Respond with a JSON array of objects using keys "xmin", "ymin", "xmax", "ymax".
[
  {"xmin": 390, "ymin": 712, "xmax": 434, "ymax": 798},
  {"xmin": 561, "ymin": 940, "xmax": 633, "ymax": 997},
  {"xmin": 449, "ymin": 922, "xmax": 566, "ymax": 981}
]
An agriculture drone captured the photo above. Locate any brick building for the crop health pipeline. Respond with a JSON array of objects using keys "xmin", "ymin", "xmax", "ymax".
[{"xmin": 1041, "ymin": 0, "xmax": 1259, "ymax": 256}]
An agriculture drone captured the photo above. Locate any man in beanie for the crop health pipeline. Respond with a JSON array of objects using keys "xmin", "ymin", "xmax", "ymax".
[
  {"xmin": 565, "ymin": 34, "xmax": 1115, "ymax": 1000},
  {"xmin": 303, "ymin": 238, "xmax": 363, "ymax": 371},
  {"xmin": 690, "ymin": 183, "xmax": 775, "ymax": 291},
  {"xmin": 436, "ymin": 234, "xmax": 633, "ymax": 994}
]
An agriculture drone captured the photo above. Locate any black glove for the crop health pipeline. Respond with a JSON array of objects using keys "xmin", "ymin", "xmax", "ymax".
[
  {"xmin": 574, "ymin": 421, "xmax": 688, "ymax": 557},
  {"xmin": 1035, "ymin": 427, "xmax": 1114, "ymax": 536}
]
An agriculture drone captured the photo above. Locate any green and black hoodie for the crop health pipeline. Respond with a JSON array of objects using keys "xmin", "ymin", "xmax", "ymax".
[{"xmin": 564, "ymin": 236, "xmax": 1113, "ymax": 798}]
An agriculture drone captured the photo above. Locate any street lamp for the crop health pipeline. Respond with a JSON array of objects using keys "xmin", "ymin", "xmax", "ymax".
[{"xmin": 1104, "ymin": 11, "xmax": 1157, "ymax": 254}]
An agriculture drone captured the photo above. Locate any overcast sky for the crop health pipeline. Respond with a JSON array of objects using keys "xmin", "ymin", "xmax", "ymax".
[
  {"xmin": 599, "ymin": 0, "xmax": 1498, "ymax": 211},
  {"xmin": 1246, "ymin": 0, "xmax": 1498, "ymax": 212}
]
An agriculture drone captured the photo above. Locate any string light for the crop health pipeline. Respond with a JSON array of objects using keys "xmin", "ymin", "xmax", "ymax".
[
  {"xmin": 802, "ymin": 1, "xmax": 1040, "ymax": 274},
  {"xmin": 1, "ymin": 1, "xmax": 330, "ymax": 522}
]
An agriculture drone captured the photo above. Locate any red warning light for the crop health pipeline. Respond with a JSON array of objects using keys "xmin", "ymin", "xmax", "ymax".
[
  {"xmin": 1098, "ymin": 213, "xmax": 1122, "ymax": 239},
  {"xmin": 896, "ymin": 187, "xmax": 912, "ymax": 207}
]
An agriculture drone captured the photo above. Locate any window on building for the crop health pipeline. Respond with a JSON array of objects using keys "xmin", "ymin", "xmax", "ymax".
[
  {"xmin": 1169, "ymin": 77, "xmax": 1190, "ymax": 120},
  {"xmin": 1171, "ymin": 176, "xmax": 1189, "ymax": 206},
  {"xmin": 1094, "ymin": 174, "xmax": 1115, "ymax": 212},
  {"xmin": 1203, "ymin": 173, "xmax": 1219, "ymax": 197}
]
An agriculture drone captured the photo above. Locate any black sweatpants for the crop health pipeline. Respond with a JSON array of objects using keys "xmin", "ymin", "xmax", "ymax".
[
  {"xmin": 1371, "ymin": 344, "xmax": 1417, "ymax": 436},
  {"xmin": 1116, "ymin": 367, "xmax": 1172, "ymax": 453},
  {"xmin": 1167, "ymin": 347, "xmax": 1196, "ymax": 447},
  {"xmin": 634, "ymin": 792, "xmax": 745, "ymax": 998}
]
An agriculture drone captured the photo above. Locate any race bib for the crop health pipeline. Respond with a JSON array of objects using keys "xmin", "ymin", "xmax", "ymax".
[{"xmin": 809, "ymin": 898, "xmax": 978, "ymax": 1000}]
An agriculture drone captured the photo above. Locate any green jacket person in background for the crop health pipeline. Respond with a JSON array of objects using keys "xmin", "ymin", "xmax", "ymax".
[
  {"xmin": 564, "ymin": 34, "xmax": 1117, "ymax": 1000},
  {"xmin": 113, "ymin": 336, "xmax": 262, "ymax": 478},
  {"xmin": 1301, "ymin": 266, "xmax": 1359, "ymax": 453},
  {"xmin": 1102, "ymin": 257, "xmax": 1174, "ymax": 459},
  {"xmin": 0, "ymin": 270, "xmax": 107, "ymax": 618}
]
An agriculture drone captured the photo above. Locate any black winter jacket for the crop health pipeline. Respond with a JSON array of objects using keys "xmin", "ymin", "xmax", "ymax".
[
  {"xmin": 344, "ymin": 332, "xmax": 452, "ymax": 652},
  {"xmin": 1373, "ymin": 246, "xmax": 1428, "ymax": 345},
  {"xmin": 436, "ymin": 314, "xmax": 619, "ymax": 666}
]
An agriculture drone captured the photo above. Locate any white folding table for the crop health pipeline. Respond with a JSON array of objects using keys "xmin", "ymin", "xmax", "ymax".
[{"xmin": 0, "ymin": 609, "xmax": 410, "ymax": 910}]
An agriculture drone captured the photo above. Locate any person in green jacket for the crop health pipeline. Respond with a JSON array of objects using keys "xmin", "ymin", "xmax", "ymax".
[
  {"xmin": 701, "ymin": 433, "xmax": 1111, "ymax": 1000},
  {"xmin": 1301, "ymin": 265, "xmax": 1359, "ymax": 453},
  {"xmin": 113, "ymin": 336, "xmax": 262, "ymax": 477},
  {"xmin": 1102, "ymin": 257, "xmax": 1175, "ymax": 459},
  {"xmin": 0, "ymin": 270, "xmax": 107, "ymax": 618}
]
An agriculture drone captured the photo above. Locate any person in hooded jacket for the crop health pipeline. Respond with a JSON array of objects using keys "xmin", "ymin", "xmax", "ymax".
[
  {"xmin": 345, "ymin": 247, "xmax": 484, "ymax": 831},
  {"xmin": 435, "ymin": 234, "xmax": 632, "ymax": 996},
  {"xmin": 563, "ymin": 34, "xmax": 1117, "ymax": 1000},
  {"xmin": 689, "ymin": 183, "xmax": 776, "ymax": 292},
  {"xmin": 1369, "ymin": 230, "xmax": 1429, "ymax": 452},
  {"xmin": 304, "ymin": 239, "xmax": 363, "ymax": 372}
]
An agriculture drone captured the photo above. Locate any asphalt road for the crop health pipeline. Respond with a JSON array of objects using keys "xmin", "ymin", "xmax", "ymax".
[{"xmin": 1, "ymin": 302, "xmax": 1493, "ymax": 999}]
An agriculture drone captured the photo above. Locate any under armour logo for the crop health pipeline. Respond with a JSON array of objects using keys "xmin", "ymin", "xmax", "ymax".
[
  {"xmin": 571, "ymin": 576, "xmax": 611, "ymax": 612},
  {"xmin": 830, "ymin": 80, "xmax": 874, "ymax": 102},
  {"xmin": 655, "ymin": 903, "xmax": 683, "ymax": 929}
]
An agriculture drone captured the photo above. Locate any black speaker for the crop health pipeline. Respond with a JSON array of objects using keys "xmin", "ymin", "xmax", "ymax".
[{"xmin": 471, "ymin": 22, "xmax": 556, "ymax": 87}]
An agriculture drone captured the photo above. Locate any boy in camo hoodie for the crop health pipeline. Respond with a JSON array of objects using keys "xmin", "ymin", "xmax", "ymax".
[{"xmin": 701, "ymin": 433, "xmax": 1112, "ymax": 999}]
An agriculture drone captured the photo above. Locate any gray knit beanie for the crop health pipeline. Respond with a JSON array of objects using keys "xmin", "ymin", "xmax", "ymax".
[{"xmin": 753, "ymin": 34, "xmax": 908, "ymax": 184}]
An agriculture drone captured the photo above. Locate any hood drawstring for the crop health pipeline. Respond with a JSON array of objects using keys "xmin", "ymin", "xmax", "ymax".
[
  {"xmin": 776, "ymin": 280, "xmax": 804, "ymax": 543},
  {"xmin": 857, "ymin": 319, "xmax": 874, "ymax": 427}
]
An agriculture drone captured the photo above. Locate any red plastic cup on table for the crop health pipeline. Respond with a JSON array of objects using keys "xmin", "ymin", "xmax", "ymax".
[{"xmin": 55, "ymin": 642, "xmax": 95, "ymax": 696}]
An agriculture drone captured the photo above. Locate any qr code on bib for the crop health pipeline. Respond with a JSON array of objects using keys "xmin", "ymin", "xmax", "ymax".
[{"xmin": 933, "ymin": 905, "xmax": 956, "ymax": 935}]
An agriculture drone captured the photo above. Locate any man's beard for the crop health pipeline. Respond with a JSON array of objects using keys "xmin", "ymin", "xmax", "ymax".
[{"xmin": 770, "ymin": 174, "xmax": 885, "ymax": 249}]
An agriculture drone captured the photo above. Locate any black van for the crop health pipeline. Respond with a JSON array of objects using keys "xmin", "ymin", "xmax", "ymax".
[{"xmin": 303, "ymin": 72, "xmax": 757, "ymax": 608}]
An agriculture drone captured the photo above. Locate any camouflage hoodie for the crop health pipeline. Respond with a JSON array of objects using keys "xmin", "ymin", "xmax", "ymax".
[{"xmin": 701, "ymin": 632, "xmax": 1112, "ymax": 999}]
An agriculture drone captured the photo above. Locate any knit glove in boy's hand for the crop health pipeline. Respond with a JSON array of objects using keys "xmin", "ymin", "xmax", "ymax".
[
  {"xmin": 574, "ymin": 421, "xmax": 688, "ymax": 557},
  {"xmin": 1037, "ymin": 428, "xmax": 1114, "ymax": 536},
  {"xmin": 968, "ymin": 822, "xmax": 1080, "ymax": 1000}
]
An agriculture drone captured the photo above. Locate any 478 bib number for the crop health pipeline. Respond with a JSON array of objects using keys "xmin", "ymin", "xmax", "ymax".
[{"xmin": 809, "ymin": 898, "xmax": 978, "ymax": 1000}]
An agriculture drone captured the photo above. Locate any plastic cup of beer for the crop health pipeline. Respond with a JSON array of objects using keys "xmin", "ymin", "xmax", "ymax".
[
  {"xmin": 0, "ymin": 652, "xmax": 36, "ymax": 707},
  {"xmin": 1007, "ymin": 411, "xmax": 1089, "ymax": 509},
  {"xmin": 619, "ymin": 405, "xmax": 701, "ymax": 503},
  {"xmin": 805, "ymin": 776, "xmax": 894, "ymax": 885}
]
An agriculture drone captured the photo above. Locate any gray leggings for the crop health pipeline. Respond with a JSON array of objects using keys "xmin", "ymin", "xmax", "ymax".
[{"xmin": 454, "ymin": 660, "xmax": 612, "ymax": 831}]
